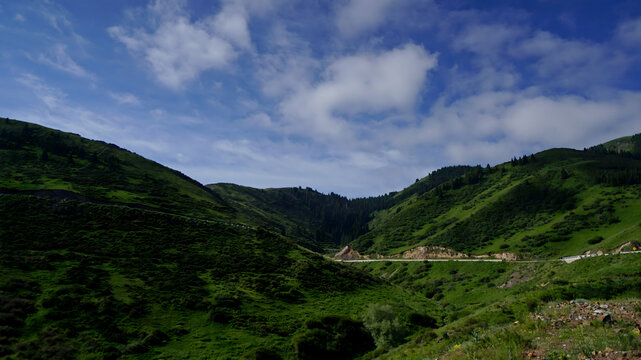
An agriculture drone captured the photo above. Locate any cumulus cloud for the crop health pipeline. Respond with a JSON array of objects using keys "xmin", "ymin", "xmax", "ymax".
[
  {"xmin": 211, "ymin": 3, "xmax": 251, "ymax": 49},
  {"xmin": 392, "ymin": 90, "xmax": 641, "ymax": 166},
  {"xmin": 279, "ymin": 44, "xmax": 438, "ymax": 139},
  {"xmin": 336, "ymin": 0, "xmax": 395, "ymax": 37},
  {"xmin": 108, "ymin": 0, "xmax": 254, "ymax": 90}
]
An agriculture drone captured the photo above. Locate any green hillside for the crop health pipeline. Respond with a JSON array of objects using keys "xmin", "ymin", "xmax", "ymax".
[
  {"xmin": 599, "ymin": 133, "xmax": 641, "ymax": 156},
  {"xmin": 352, "ymin": 148, "xmax": 641, "ymax": 258},
  {"xmin": 2, "ymin": 118, "xmax": 641, "ymax": 360},
  {"xmin": 0, "ymin": 118, "xmax": 232, "ymax": 220},
  {"xmin": 355, "ymin": 253, "xmax": 641, "ymax": 359},
  {"xmin": 208, "ymin": 166, "xmax": 471, "ymax": 251},
  {"xmin": 207, "ymin": 183, "xmax": 392, "ymax": 251},
  {"xmin": 0, "ymin": 119, "xmax": 437, "ymax": 359}
]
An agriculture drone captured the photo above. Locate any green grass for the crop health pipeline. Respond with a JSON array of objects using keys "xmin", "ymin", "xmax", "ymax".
[
  {"xmin": 0, "ymin": 193, "xmax": 438, "ymax": 359},
  {"xmin": 2, "ymin": 118, "xmax": 641, "ymax": 359},
  {"xmin": 352, "ymin": 148, "xmax": 641, "ymax": 260},
  {"xmin": 0, "ymin": 118, "xmax": 232, "ymax": 221},
  {"xmin": 355, "ymin": 253, "xmax": 641, "ymax": 359}
]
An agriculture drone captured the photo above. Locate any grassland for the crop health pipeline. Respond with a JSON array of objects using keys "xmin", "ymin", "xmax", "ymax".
[
  {"xmin": 353, "ymin": 253, "xmax": 641, "ymax": 359},
  {"xmin": 352, "ymin": 149, "xmax": 641, "ymax": 259},
  {"xmin": 2, "ymin": 118, "xmax": 640, "ymax": 359}
]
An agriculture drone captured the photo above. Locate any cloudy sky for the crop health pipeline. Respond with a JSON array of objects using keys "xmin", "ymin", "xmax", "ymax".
[{"xmin": 2, "ymin": 0, "xmax": 641, "ymax": 197}]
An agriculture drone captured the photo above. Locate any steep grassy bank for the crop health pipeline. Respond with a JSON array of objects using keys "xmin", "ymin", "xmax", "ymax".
[{"xmin": 0, "ymin": 192, "xmax": 437, "ymax": 359}]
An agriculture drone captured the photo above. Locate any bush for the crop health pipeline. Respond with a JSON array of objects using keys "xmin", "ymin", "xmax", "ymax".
[
  {"xmin": 587, "ymin": 236, "xmax": 604, "ymax": 245},
  {"xmin": 408, "ymin": 313, "xmax": 437, "ymax": 328},
  {"xmin": 242, "ymin": 347, "xmax": 282, "ymax": 360},
  {"xmin": 293, "ymin": 315, "xmax": 374, "ymax": 360},
  {"xmin": 362, "ymin": 304, "xmax": 407, "ymax": 349}
]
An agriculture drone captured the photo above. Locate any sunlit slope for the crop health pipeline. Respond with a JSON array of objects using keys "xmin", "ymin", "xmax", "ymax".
[
  {"xmin": 0, "ymin": 118, "xmax": 232, "ymax": 219},
  {"xmin": 355, "ymin": 253, "xmax": 641, "ymax": 359},
  {"xmin": 600, "ymin": 133, "xmax": 641, "ymax": 156},
  {"xmin": 352, "ymin": 147, "xmax": 641, "ymax": 258}
]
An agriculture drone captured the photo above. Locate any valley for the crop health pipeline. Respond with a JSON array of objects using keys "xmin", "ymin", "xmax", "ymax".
[{"xmin": 1, "ymin": 118, "xmax": 640, "ymax": 359}]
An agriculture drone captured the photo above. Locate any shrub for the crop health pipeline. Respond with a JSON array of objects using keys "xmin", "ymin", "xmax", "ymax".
[
  {"xmin": 587, "ymin": 236, "xmax": 604, "ymax": 245},
  {"xmin": 362, "ymin": 304, "xmax": 407, "ymax": 349},
  {"xmin": 242, "ymin": 347, "xmax": 282, "ymax": 360},
  {"xmin": 408, "ymin": 313, "xmax": 437, "ymax": 328},
  {"xmin": 293, "ymin": 315, "xmax": 374, "ymax": 360}
]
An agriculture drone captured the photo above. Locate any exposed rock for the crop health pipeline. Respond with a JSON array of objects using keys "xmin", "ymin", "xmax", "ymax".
[
  {"xmin": 401, "ymin": 246, "xmax": 468, "ymax": 259},
  {"xmin": 613, "ymin": 241, "xmax": 640, "ymax": 253},
  {"xmin": 492, "ymin": 252, "xmax": 519, "ymax": 261},
  {"xmin": 333, "ymin": 245, "xmax": 361, "ymax": 260}
]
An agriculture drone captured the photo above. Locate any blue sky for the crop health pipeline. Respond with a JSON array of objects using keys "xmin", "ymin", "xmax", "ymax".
[{"xmin": 2, "ymin": 0, "xmax": 641, "ymax": 197}]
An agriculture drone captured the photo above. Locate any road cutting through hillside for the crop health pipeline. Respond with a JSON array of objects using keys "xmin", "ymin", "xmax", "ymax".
[{"xmin": 335, "ymin": 250, "xmax": 641, "ymax": 264}]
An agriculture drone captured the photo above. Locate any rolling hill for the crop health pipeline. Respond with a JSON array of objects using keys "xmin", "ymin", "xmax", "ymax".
[
  {"xmin": 2, "ymin": 117, "xmax": 641, "ymax": 359},
  {"xmin": 0, "ymin": 118, "xmax": 232, "ymax": 220},
  {"xmin": 0, "ymin": 118, "xmax": 437, "ymax": 359},
  {"xmin": 351, "ymin": 147, "xmax": 641, "ymax": 259}
]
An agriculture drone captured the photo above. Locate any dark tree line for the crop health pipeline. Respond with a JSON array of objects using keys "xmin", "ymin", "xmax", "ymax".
[{"xmin": 510, "ymin": 154, "xmax": 536, "ymax": 166}]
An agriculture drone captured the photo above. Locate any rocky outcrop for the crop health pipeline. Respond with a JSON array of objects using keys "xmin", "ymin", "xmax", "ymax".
[
  {"xmin": 333, "ymin": 245, "xmax": 362, "ymax": 260},
  {"xmin": 491, "ymin": 252, "xmax": 519, "ymax": 261},
  {"xmin": 613, "ymin": 241, "xmax": 640, "ymax": 253},
  {"xmin": 401, "ymin": 246, "xmax": 468, "ymax": 259}
]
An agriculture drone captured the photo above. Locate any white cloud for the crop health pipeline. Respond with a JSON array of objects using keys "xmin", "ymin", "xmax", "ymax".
[
  {"xmin": 391, "ymin": 90, "xmax": 641, "ymax": 166},
  {"xmin": 36, "ymin": 44, "xmax": 93, "ymax": 79},
  {"xmin": 336, "ymin": 0, "xmax": 395, "ymax": 37},
  {"xmin": 513, "ymin": 31, "xmax": 629, "ymax": 88},
  {"xmin": 212, "ymin": 3, "xmax": 251, "ymax": 49},
  {"xmin": 453, "ymin": 23, "xmax": 525, "ymax": 56},
  {"xmin": 108, "ymin": 0, "xmax": 256, "ymax": 90},
  {"xmin": 180, "ymin": 137, "xmax": 419, "ymax": 196},
  {"xmin": 279, "ymin": 44, "xmax": 438, "ymax": 139},
  {"xmin": 15, "ymin": 13, "xmax": 25, "ymax": 22},
  {"xmin": 615, "ymin": 17, "xmax": 641, "ymax": 48},
  {"xmin": 257, "ymin": 24, "xmax": 319, "ymax": 98},
  {"xmin": 110, "ymin": 92, "xmax": 141, "ymax": 105}
]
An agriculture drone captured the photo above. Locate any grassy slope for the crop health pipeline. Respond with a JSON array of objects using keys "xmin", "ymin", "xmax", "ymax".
[
  {"xmin": 353, "ymin": 148, "xmax": 641, "ymax": 258},
  {"xmin": 207, "ymin": 166, "xmax": 471, "ymax": 251},
  {"xmin": 207, "ymin": 183, "xmax": 394, "ymax": 251},
  {"xmin": 2, "ymin": 118, "xmax": 641, "ymax": 359},
  {"xmin": 0, "ymin": 119, "xmax": 436, "ymax": 359},
  {"xmin": 353, "ymin": 253, "xmax": 641, "ymax": 359},
  {"xmin": 0, "ymin": 118, "xmax": 232, "ymax": 220},
  {"xmin": 0, "ymin": 193, "xmax": 437, "ymax": 359}
]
